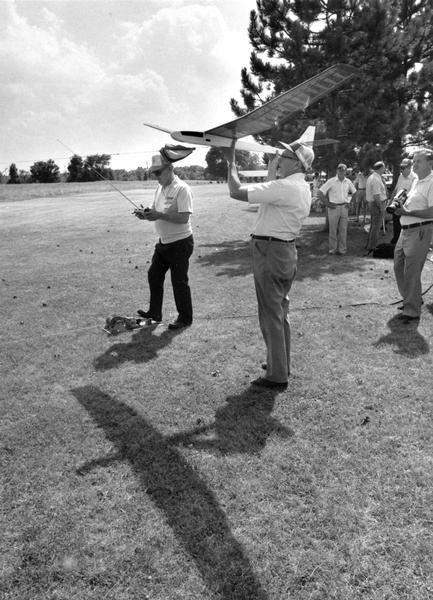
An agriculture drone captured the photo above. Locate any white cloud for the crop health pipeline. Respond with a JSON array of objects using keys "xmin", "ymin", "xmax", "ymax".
[{"xmin": 0, "ymin": 1, "xmax": 253, "ymax": 170}]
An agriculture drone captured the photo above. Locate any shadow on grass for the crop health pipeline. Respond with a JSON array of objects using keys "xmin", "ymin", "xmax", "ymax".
[
  {"xmin": 373, "ymin": 314, "xmax": 429, "ymax": 357},
  {"xmin": 167, "ymin": 387, "xmax": 293, "ymax": 455},
  {"xmin": 72, "ymin": 385, "xmax": 269, "ymax": 600},
  {"xmin": 196, "ymin": 239, "xmax": 251, "ymax": 277},
  {"xmin": 195, "ymin": 222, "xmax": 385, "ymax": 281},
  {"xmin": 93, "ymin": 324, "xmax": 183, "ymax": 371}
]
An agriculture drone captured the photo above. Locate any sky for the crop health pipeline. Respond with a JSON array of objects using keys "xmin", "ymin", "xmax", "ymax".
[{"xmin": 0, "ymin": 0, "xmax": 256, "ymax": 174}]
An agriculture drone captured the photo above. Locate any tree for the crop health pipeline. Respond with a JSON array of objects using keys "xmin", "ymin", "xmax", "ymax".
[
  {"xmin": 7, "ymin": 163, "xmax": 20, "ymax": 184},
  {"xmin": 80, "ymin": 154, "xmax": 113, "ymax": 182},
  {"xmin": 30, "ymin": 159, "xmax": 60, "ymax": 183},
  {"xmin": 205, "ymin": 147, "xmax": 265, "ymax": 180},
  {"xmin": 231, "ymin": 1, "xmax": 433, "ymax": 175},
  {"xmin": 67, "ymin": 154, "xmax": 84, "ymax": 182}
]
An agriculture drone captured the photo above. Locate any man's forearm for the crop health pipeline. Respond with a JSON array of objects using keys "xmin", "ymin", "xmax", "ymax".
[
  {"xmin": 226, "ymin": 162, "xmax": 248, "ymax": 202},
  {"xmin": 156, "ymin": 211, "xmax": 190, "ymax": 223}
]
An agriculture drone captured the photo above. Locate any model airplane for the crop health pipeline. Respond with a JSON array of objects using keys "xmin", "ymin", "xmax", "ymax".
[{"xmin": 144, "ymin": 63, "xmax": 358, "ymax": 155}]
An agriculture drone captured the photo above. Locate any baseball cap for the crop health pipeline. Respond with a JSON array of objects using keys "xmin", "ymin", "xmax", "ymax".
[
  {"xmin": 337, "ymin": 163, "xmax": 347, "ymax": 170},
  {"xmin": 280, "ymin": 141, "xmax": 314, "ymax": 169},
  {"xmin": 400, "ymin": 158, "xmax": 412, "ymax": 167}
]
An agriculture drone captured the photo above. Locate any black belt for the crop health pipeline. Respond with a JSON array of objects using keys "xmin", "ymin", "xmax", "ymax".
[
  {"xmin": 251, "ymin": 235, "xmax": 295, "ymax": 243},
  {"xmin": 401, "ymin": 221, "xmax": 433, "ymax": 230}
]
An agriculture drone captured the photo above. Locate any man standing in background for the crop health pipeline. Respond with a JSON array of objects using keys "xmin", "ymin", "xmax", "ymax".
[
  {"xmin": 318, "ymin": 163, "xmax": 356, "ymax": 255},
  {"xmin": 365, "ymin": 161, "xmax": 388, "ymax": 255}
]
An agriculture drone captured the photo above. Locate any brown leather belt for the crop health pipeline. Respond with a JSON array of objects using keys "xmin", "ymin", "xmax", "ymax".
[
  {"xmin": 251, "ymin": 235, "xmax": 295, "ymax": 243},
  {"xmin": 401, "ymin": 221, "xmax": 433, "ymax": 230}
]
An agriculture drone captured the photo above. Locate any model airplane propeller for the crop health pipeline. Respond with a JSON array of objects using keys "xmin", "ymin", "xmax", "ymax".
[{"xmin": 144, "ymin": 63, "xmax": 358, "ymax": 155}]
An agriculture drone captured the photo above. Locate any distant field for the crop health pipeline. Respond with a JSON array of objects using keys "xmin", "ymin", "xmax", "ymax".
[
  {"xmin": 0, "ymin": 179, "xmax": 212, "ymax": 202},
  {"xmin": 2, "ymin": 183, "xmax": 433, "ymax": 600}
]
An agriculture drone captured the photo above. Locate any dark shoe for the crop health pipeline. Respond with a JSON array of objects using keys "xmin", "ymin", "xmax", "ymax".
[
  {"xmin": 400, "ymin": 315, "xmax": 420, "ymax": 324},
  {"xmin": 168, "ymin": 319, "xmax": 191, "ymax": 331},
  {"xmin": 251, "ymin": 377, "xmax": 288, "ymax": 390},
  {"xmin": 137, "ymin": 309, "xmax": 162, "ymax": 322}
]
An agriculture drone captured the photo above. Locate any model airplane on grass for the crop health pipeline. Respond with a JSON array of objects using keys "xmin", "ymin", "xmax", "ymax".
[{"xmin": 144, "ymin": 63, "xmax": 358, "ymax": 156}]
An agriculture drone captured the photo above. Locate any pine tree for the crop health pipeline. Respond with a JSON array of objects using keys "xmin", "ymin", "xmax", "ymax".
[
  {"xmin": 231, "ymin": 0, "xmax": 433, "ymax": 173},
  {"xmin": 7, "ymin": 163, "xmax": 20, "ymax": 184}
]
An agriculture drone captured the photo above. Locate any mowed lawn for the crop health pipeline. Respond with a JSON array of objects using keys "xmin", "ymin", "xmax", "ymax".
[{"xmin": 1, "ymin": 181, "xmax": 433, "ymax": 600}]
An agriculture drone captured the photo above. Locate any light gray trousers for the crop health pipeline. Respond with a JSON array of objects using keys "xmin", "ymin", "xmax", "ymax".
[
  {"xmin": 252, "ymin": 239, "xmax": 297, "ymax": 383},
  {"xmin": 394, "ymin": 223, "xmax": 433, "ymax": 317}
]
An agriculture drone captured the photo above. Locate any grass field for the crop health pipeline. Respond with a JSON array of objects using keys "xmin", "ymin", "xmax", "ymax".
[{"xmin": 1, "ymin": 181, "xmax": 433, "ymax": 600}]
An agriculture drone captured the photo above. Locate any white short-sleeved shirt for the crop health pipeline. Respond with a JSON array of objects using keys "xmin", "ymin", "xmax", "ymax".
[
  {"xmin": 400, "ymin": 171, "xmax": 433, "ymax": 226},
  {"xmin": 247, "ymin": 173, "xmax": 311, "ymax": 240},
  {"xmin": 366, "ymin": 172, "xmax": 387, "ymax": 203},
  {"xmin": 394, "ymin": 171, "xmax": 417, "ymax": 194},
  {"xmin": 152, "ymin": 175, "xmax": 193, "ymax": 243},
  {"xmin": 319, "ymin": 176, "xmax": 356, "ymax": 204}
]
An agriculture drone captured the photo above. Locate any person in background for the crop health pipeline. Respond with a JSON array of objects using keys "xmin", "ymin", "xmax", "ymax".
[
  {"xmin": 388, "ymin": 158, "xmax": 418, "ymax": 244},
  {"xmin": 353, "ymin": 167, "xmax": 369, "ymax": 224},
  {"xmin": 365, "ymin": 161, "xmax": 388, "ymax": 255},
  {"xmin": 393, "ymin": 148, "xmax": 433, "ymax": 323},
  {"xmin": 223, "ymin": 140, "xmax": 314, "ymax": 389},
  {"xmin": 318, "ymin": 163, "xmax": 356, "ymax": 255},
  {"xmin": 134, "ymin": 148, "xmax": 194, "ymax": 331}
]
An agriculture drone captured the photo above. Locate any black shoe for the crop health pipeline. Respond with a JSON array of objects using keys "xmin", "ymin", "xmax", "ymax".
[
  {"xmin": 251, "ymin": 377, "xmax": 288, "ymax": 390},
  {"xmin": 168, "ymin": 319, "xmax": 191, "ymax": 331},
  {"xmin": 137, "ymin": 310, "xmax": 161, "ymax": 322},
  {"xmin": 399, "ymin": 315, "xmax": 420, "ymax": 323}
]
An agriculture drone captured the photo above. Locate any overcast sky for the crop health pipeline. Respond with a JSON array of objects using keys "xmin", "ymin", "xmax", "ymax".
[{"xmin": 0, "ymin": 0, "xmax": 256, "ymax": 173}]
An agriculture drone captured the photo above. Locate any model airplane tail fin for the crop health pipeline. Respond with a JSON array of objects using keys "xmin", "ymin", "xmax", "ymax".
[{"xmin": 296, "ymin": 126, "xmax": 316, "ymax": 146}]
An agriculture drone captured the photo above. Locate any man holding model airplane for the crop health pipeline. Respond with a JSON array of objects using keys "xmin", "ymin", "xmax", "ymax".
[{"xmin": 223, "ymin": 140, "xmax": 314, "ymax": 389}]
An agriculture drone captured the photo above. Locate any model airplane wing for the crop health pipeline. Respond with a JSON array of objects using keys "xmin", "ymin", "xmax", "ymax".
[{"xmin": 205, "ymin": 63, "xmax": 358, "ymax": 138}]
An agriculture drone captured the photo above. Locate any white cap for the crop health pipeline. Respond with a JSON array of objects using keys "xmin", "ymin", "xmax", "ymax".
[{"xmin": 280, "ymin": 141, "xmax": 314, "ymax": 170}]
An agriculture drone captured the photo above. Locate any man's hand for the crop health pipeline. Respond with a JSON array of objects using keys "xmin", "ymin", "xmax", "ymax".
[
  {"xmin": 222, "ymin": 139, "xmax": 236, "ymax": 164},
  {"xmin": 144, "ymin": 208, "xmax": 160, "ymax": 221},
  {"xmin": 133, "ymin": 206, "xmax": 150, "ymax": 220}
]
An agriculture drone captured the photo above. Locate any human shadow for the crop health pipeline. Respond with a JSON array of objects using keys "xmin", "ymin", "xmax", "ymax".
[
  {"xmin": 167, "ymin": 387, "xmax": 293, "ymax": 455},
  {"xmin": 93, "ymin": 324, "xmax": 183, "ymax": 371},
  {"xmin": 373, "ymin": 314, "xmax": 429, "ymax": 357},
  {"xmin": 196, "ymin": 240, "xmax": 252, "ymax": 277},
  {"xmin": 72, "ymin": 385, "xmax": 269, "ymax": 600}
]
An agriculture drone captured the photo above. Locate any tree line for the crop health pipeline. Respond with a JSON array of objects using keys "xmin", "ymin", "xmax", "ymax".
[{"xmin": 3, "ymin": 148, "xmax": 264, "ymax": 184}]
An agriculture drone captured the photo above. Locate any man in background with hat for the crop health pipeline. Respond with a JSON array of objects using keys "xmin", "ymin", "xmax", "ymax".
[
  {"xmin": 223, "ymin": 140, "xmax": 314, "ymax": 389},
  {"xmin": 388, "ymin": 158, "xmax": 417, "ymax": 244},
  {"xmin": 134, "ymin": 145, "xmax": 194, "ymax": 330},
  {"xmin": 318, "ymin": 163, "xmax": 356, "ymax": 255}
]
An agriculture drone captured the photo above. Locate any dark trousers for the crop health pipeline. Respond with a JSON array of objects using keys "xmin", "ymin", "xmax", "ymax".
[{"xmin": 148, "ymin": 235, "xmax": 193, "ymax": 324}]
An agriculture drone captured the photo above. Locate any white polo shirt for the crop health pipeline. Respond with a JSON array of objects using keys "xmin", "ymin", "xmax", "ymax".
[
  {"xmin": 247, "ymin": 173, "xmax": 311, "ymax": 240},
  {"xmin": 320, "ymin": 176, "xmax": 356, "ymax": 204},
  {"xmin": 400, "ymin": 171, "xmax": 433, "ymax": 226},
  {"xmin": 394, "ymin": 171, "xmax": 417, "ymax": 194},
  {"xmin": 152, "ymin": 175, "xmax": 193, "ymax": 243}
]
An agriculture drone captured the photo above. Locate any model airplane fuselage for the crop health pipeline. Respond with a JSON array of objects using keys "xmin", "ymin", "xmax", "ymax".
[{"xmin": 144, "ymin": 63, "xmax": 358, "ymax": 156}]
